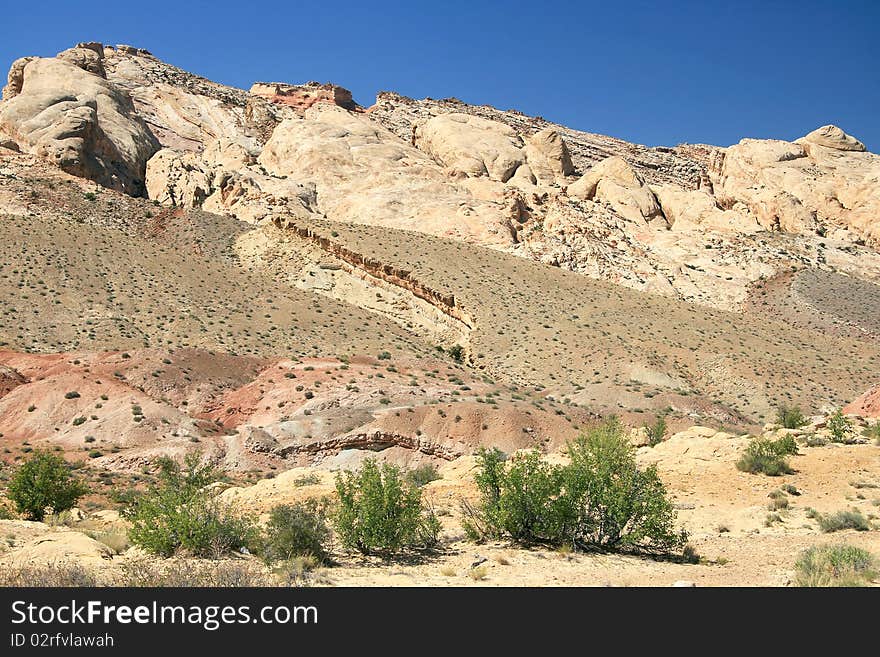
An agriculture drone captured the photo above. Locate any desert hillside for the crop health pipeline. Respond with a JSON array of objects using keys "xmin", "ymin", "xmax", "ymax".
[{"xmin": 0, "ymin": 42, "xmax": 878, "ymax": 587}]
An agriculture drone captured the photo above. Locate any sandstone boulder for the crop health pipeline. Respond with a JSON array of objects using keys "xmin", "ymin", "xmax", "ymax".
[
  {"xmin": 0, "ymin": 57, "xmax": 159, "ymax": 195},
  {"xmin": 413, "ymin": 112, "xmax": 526, "ymax": 182},
  {"xmin": 567, "ymin": 156, "xmax": 664, "ymax": 223},
  {"xmin": 654, "ymin": 185, "xmax": 760, "ymax": 233},
  {"xmin": 2, "ymin": 530, "xmax": 113, "ymax": 567},
  {"xmin": 524, "ymin": 128, "xmax": 574, "ymax": 185},
  {"xmin": 56, "ymin": 43, "xmax": 106, "ymax": 77},
  {"xmin": 799, "ymin": 124, "xmax": 866, "ymax": 153}
]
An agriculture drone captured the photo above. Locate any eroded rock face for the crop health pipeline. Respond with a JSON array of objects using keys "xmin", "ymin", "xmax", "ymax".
[
  {"xmin": 0, "ymin": 365, "xmax": 27, "ymax": 398},
  {"xmin": 568, "ymin": 156, "xmax": 664, "ymax": 224},
  {"xmin": 145, "ymin": 138, "xmax": 316, "ymax": 223},
  {"xmin": 711, "ymin": 126, "xmax": 880, "ymax": 244},
  {"xmin": 249, "ymin": 81, "xmax": 357, "ymax": 114},
  {"xmin": 800, "ymin": 124, "xmax": 866, "ymax": 152},
  {"xmin": 0, "ymin": 57, "xmax": 159, "ymax": 195},
  {"xmin": 259, "ymin": 104, "xmax": 515, "ymax": 244},
  {"xmin": 524, "ymin": 128, "xmax": 574, "ymax": 185},
  {"xmin": 414, "ymin": 112, "xmax": 527, "ymax": 182}
]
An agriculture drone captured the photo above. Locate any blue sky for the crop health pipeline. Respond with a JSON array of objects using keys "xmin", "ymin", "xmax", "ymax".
[{"xmin": 2, "ymin": 0, "xmax": 877, "ymax": 149}]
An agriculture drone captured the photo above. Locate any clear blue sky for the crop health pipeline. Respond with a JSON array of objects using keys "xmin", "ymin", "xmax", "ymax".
[{"xmin": 3, "ymin": 0, "xmax": 878, "ymax": 149}]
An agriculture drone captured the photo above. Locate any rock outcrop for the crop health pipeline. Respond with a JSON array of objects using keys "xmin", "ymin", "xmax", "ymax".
[
  {"xmin": 0, "ymin": 52, "xmax": 159, "ymax": 194},
  {"xmin": 567, "ymin": 156, "xmax": 665, "ymax": 224},
  {"xmin": 145, "ymin": 137, "xmax": 316, "ymax": 223},
  {"xmin": 250, "ymin": 81, "xmax": 357, "ymax": 114},
  {"xmin": 4, "ymin": 42, "xmax": 880, "ymax": 314}
]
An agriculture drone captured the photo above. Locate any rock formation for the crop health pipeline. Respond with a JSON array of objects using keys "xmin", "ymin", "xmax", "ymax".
[
  {"xmin": 0, "ymin": 49, "xmax": 159, "ymax": 195},
  {"xmin": 3, "ymin": 42, "xmax": 880, "ymax": 312}
]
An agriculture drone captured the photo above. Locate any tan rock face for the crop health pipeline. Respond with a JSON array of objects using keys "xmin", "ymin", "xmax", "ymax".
[
  {"xmin": 800, "ymin": 124, "xmax": 866, "ymax": 152},
  {"xmin": 259, "ymin": 105, "xmax": 514, "ymax": 244},
  {"xmin": 524, "ymin": 127, "xmax": 574, "ymax": 185},
  {"xmin": 414, "ymin": 112, "xmax": 527, "ymax": 182},
  {"xmin": 145, "ymin": 138, "xmax": 316, "ymax": 223},
  {"xmin": 2, "ymin": 57, "xmax": 35, "ymax": 100},
  {"xmin": 56, "ymin": 44, "xmax": 106, "ymax": 77},
  {"xmin": 0, "ymin": 57, "xmax": 159, "ymax": 195},
  {"xmin": 568, "ymin": 156, "xmax": 664, "ymax": 224},
  {"xmin": 712, "ymin": 126, "xmax": 880, "ymax": 245}
]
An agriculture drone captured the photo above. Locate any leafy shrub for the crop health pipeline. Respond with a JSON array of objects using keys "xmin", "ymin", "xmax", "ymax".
[
  {"xmin": 7, "ymin": 451, "xmax": 89, "ymax": 521},
  {"xmin": 261, "ymin": 499, "xmax": 332, "ymax": 564},
  {"xmin": 464, "ymin": 418, "xmax": 687, "ymax": 555},
  {"xmin": 406, "ymin": 463, "xmax": 440, "ymax": 488},
  {"xmin": 795, "ymin": 544, "xmax": 878, "ymax": 587},
  {"xmin": 447, "ymin": 344, "xmax": 465, "ymax": 363},
  {"xmin": 644, "ymin": 414, "xmax": 667, "ymax": 446},
  {"xmin": 64, "ymin": 391, "xmax": 80, "ymax": 399},
  {"xmin": 736, "ymin": 437, "xmax": 796, "ymax": 476},
  {"xmin": 126, "ymin": 453, "xmax": 258, "ymax": 558},
  {"xmin": 827, "ymin": 409, "xmax": 854, "ymax": 443},
  {"xmin": 776, "ymin": 405, "xmax": 807, "ymax": 429},
  {"xmin": 333, "ymin": 460, "xmax": 440, "ymax": 556},
  {"xmin": 817, "ymin": 510, "xmax": 870, "ymax": 533}
]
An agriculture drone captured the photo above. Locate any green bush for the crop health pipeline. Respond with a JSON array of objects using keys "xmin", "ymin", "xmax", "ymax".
[
  {"xmin": 827, "ymin": 410, "xmax": 854, "ymax": 443},
  {"xmin": 795, "ymin": 544, "xmax": 878, "ymax": 587},
  {"xmin": 406, "ymin": 463, "xmax": 440, "ymax": 488},
  {"xmin": 464, "ymin": 418, "xmax": 687, "ymax": 555},
  {"xmin": 333, "ymin": 460, "xmax": 440, "ymax": 556},
  {"xmin": 776, "ymin": 405, "xmax": 807, "ymax": 429},
  {"xmin": 261, "ymin": 499, "xmax": 332, "ymax": 564},
  {"xmin": 7, "ymin": 451, "xmax": 89, "ymax": 521},
  {"xmin": 126, "ymin": 453, "xmax": 257, "ymax": 558},
  {"xmin": 644, "ymin": 414, "xmax": 667, "ymax": 447},
  {"xmin": 447, "ymin": 345, "xmax": 465, "ymax": 363},
  {"xmin": 736, "ymin": 437, "xmax": 796, "ymax": 476},
  {"xmin": 817, "ymin": 510, "xmax": 870, "ymax": 533}
]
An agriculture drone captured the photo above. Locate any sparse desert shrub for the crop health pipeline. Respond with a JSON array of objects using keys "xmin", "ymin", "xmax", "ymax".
[
  {"xmin": 827, "ymin": 409, "xmax": 854, "ymax": 444},
  {"xmin": 736, "ymin": 437, "xmax": 796, "ymax": 476},
  {"xmin": 644, "ymin": 414, "xmax": 667, "ymax": 447},
  {"xmin": 333, "ymin": 459, "xmax": 440, "ymax": 556},
  {"xmin": 0, "ymin": 562, "xmax": 98, "ymax": 587},
  {"xmin": 293, "ymin": 473, "xmax": 321, "ymax": 487},
  {"xmin": 7, "ymin": 451, "xmax": 89, "ymax": 521},
  {"xmin": 767, "ymin": 490, "xmax": 789, "ymax": 511},
  {"xmin": 261, "ymin": 500, "xmax": 332, "ymax": 565},
  {"xmin": 795, "ymin": 544, "xmax": 878, "ymax": 587},
  {"xmin": 406, "ymin": 463, "xmax": 440, "ymax": 488},
  {"xmin": 117, "ymin": 557, "xmax": 272, "ymax": 587},
  {"xmin": 64, "ymin": 391, "xmax": 80, "ymax": 399},
  {"xmin": 469, "ymin": 565, "xmax": 489, "ymax": 580},
  {"xmin": 464, "ymin": 418, "xmax": 687, "ymax": 555},
  {"xmin": 776, "ymin": 405, "xmax": 807, "ymax": 430},
  {"xmin": 817, "ymin": 510, "xmax": 870, "ymax": 533},
  {"xmin": 865, "ymin": 422, "xmax": 880, "ymax": 444},
  {"xmin": 447, "ymin": 344, "xmax": 465, "ymax": 363},
  {"xmin": 377, "ymin": 351, "xmax": 392, "ymax": 360},
  {"xmin": 126, "ymin": 453, "xmax": 258, "ymax": 558},
  {"xmin": 0, "ymin": 499, "xmax": 16, "ymax": 519}
]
